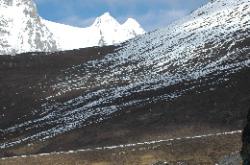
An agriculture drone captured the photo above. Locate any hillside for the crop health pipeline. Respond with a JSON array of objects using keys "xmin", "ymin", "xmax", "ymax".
[{"xmin": 0, "ymin": 0, "xmax": 249, "ymax": 164}]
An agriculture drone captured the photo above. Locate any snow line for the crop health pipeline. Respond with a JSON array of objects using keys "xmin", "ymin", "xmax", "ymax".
[{"xmin": 0, "ymin": 130, "xmax": 242, "ymax": 160}]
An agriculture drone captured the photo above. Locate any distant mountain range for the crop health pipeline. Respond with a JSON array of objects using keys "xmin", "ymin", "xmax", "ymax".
[
  {"xmin": 0, "ymin": 0, "xmax": 145, "ymax": 55},
  {"xmin": 43, "ymin": 12, "xmax": 145, "ymax": 51}
]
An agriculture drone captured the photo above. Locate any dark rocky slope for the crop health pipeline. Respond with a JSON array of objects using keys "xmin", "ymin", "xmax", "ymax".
[{"xmin": 0, "ymin": 0, "xmax": 249, "ymax": 158}]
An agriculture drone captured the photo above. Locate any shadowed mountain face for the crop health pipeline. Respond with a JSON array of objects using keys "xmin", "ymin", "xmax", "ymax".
[{"xmin": 0, "ymin": 0, "xmax": 250, "ymax": 155}]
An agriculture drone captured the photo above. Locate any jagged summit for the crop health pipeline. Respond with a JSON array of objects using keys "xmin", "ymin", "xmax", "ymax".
[
  {"xmin": 123, "ymin": 18, "xmax": 140, "ymax": 26},
  {"xmin": 43, "ymin": 12, "xmax": 146, "ymax": 50},
  {"xmin": 92, "ymin": 13, "xmax": 143, "ymax": 32},
  {"xmin": 92, "ymin": 12, "xmax": 120, "ymax": 27},
  {"xmin": 122, "ymin": 18, "xmax": 145, "ymax": 36}
]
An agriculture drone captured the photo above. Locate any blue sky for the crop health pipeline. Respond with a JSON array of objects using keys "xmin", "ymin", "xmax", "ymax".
[{"xmin": 34, "ymin": 0, "xmax": 208, "ymax": 31}]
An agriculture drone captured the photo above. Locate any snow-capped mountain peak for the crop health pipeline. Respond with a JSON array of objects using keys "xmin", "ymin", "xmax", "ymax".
[
  {"xmin": 122, "ymin": 18, "xmax": 145, "ymax": 36},
  {"xmin": 123, "ymin": 18, "xmax": 140, "ymax": 27},
  {"xmin": 92, "ymin": 12, "xmax": 120, "ymax": 28},
  {"xmin": 0, "ymin": 1, "xmax": 145, "ymax": 55},
  {"xmin": 43, "ymin": 12, "xmax": 146, "ymax": 50}
]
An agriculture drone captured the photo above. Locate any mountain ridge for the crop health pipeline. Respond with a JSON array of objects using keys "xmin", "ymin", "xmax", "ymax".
[
  {"xmin": 43, "ymin": 12, "xmax": 145, "ymax": 50},
  {"xmin": 0, "ymin": 0, "xmax": 145, "ymax": 55}
]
